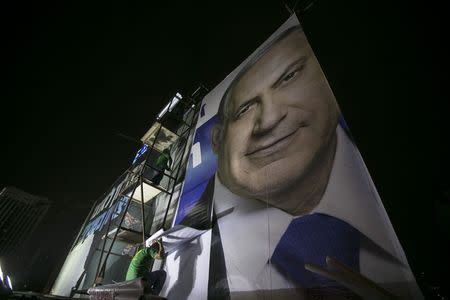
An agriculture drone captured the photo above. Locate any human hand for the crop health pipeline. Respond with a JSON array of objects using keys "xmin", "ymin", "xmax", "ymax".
[{"xmin": 149, "ymin": 239, "xmax": 165, "ymax": 260}]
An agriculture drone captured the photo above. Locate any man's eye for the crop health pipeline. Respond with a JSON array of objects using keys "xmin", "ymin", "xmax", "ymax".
[
  {"xmin": 281, "ymin": 65, "xmax": 304, "ymax": 85},
  {"xmin": 283, "ymin": 70, "xmax": 298, "ymax": 82},
  {"xmin": 236, "ymin": 103, "xmax": 252, "ymax": 119}
]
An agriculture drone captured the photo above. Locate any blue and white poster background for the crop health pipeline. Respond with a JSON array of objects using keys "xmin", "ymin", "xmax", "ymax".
[{"xmin": 173, "ymin": 113, "xmax": 218, "ymax": 225}]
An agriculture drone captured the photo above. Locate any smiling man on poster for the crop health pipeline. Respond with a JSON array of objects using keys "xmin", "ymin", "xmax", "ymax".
[
  {"xmin": 161, "ymin": 15, "xmax": 423, "ymax": 300},
  {"xmin": 207, "ymin": 23, "xmax": 423, "ymax": 300}
]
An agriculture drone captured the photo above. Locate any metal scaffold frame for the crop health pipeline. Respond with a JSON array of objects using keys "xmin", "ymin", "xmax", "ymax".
[{"xmin": 69, "ymin": 85, "xmax": 208, "ymax": 294}]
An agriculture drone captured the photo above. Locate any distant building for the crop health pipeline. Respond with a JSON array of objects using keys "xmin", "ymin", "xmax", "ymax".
[{"xmin": 0, "ymin": 186, "xmax": 51, "ymax": 257}]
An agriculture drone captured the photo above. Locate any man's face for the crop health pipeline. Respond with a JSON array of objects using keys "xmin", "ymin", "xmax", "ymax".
[{"xmin": 214, "ymin": 30, "xmax": 339, "ymax": 203}]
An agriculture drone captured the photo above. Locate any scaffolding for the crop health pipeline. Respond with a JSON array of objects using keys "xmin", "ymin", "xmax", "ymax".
[{"xmin": 69, "ymin": 85, "xmax": 208, "ymax": 297}]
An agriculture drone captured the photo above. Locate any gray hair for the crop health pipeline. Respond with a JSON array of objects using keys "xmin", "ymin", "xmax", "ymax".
[{"xmin": 216, "ymin": 25, "xmax": 304, "ymax": 129}]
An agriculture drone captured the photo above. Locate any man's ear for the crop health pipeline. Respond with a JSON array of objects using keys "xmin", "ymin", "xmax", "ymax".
[{"xmin": 211, "ymin": 124, "xmax": 222, "ymax": 154}]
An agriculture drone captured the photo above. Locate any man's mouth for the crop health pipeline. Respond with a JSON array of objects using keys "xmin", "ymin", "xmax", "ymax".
[{"xmin": 245, "ymin": 127, "xmax": 304, "ymax": 159}]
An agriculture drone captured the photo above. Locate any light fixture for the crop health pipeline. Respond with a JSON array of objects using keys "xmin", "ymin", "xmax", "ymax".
[
  {"xmin": 0, "ymin": 262, "xmax": 3, "ymax": 282},
  {"xmin": 6, "ymin": 276, "xmax": 12, "ymax": 290},
  {"xmin": 132, "ymin": 144, "xmax": 148, "ymax": 164},
  {"xmin": 157, "ymin": 92, "xmax": 183, "ymax": 120}
]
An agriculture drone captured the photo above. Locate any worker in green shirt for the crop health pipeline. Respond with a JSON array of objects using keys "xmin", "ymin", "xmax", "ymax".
[
  {"xmin": 152, "ymin": 148, "xmax": 172, "ymax": 186},
  {"xmin": 126, "ymin": 239, "xmax": 166, "ymax": 295}
]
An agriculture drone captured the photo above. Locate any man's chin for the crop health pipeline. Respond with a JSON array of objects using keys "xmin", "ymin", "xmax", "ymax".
[
  {"xmin": 223, "ymin": 163, "xmax": 302, "ymax": 198},
  {"xmin": 232, "ymin": 179, "xmax": 293, "ymax": 202}
]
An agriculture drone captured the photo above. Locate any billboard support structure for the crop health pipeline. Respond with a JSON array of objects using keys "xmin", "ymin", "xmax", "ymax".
[{"xmin": 67, "ymin": 86, "xmax": 207, "ymax": 292}]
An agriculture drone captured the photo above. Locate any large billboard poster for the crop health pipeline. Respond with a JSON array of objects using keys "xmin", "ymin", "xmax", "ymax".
[{"xmin": 158, "ymin": 15, "xmax": 423, "ymax": 299}]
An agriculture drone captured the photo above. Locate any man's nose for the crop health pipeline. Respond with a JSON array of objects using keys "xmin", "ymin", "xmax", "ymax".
[{"xmin": 252, "ymin": 93, "xmax": 287, "ymax": 135}]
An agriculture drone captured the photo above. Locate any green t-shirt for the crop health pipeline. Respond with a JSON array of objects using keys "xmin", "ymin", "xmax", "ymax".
[
  {"xmin": 125, "ymin": 247, "xmax": 157, "ymax": 280},
  {"xmin": 155, "ymin": 152, "xmax": 171, "ymax": 170}
]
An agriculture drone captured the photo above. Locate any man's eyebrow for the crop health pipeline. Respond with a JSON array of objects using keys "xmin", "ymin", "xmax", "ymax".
[{"xmin": 271, "ymin": 56, "xmax": 308, "ymax": 89}]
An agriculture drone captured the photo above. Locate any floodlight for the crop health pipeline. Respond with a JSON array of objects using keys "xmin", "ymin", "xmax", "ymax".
[
  {"xmin": 6, "ymin": 275, "xmax": 12, "ymax": 290},
  {"xmin": 157, "ymin": 92, "xmax": 183, "ymax": 119}
]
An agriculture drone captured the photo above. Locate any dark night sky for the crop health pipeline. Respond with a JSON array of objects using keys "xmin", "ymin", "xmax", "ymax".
[{"xmin": 1, "ymin": 0, "xmax": 449, "ymax": 295}]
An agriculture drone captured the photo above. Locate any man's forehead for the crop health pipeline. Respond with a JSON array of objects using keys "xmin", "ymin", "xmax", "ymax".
[{"xmin": 228, "ymin": 30, "xmax": 309, "ymax": 109}]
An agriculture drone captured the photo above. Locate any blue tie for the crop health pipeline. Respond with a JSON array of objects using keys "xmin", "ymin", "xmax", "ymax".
[{"xmin": 271, "ymin": 213, "xmax": 361, "ymax": 288}]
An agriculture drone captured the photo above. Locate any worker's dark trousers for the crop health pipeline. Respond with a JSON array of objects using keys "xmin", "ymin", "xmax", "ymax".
[{"xmin": 145, "ymin": 270, "xmax": 166, "ymax": 295}]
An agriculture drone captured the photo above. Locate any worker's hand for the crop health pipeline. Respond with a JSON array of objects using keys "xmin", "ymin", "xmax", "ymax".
[
  {"xmin": 149, "ymin": 239, "xmax": 165, "ymax": 260},
  {"xmin": 305, "ymin": 256, "xmax": 399, "ymax": 300}
]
